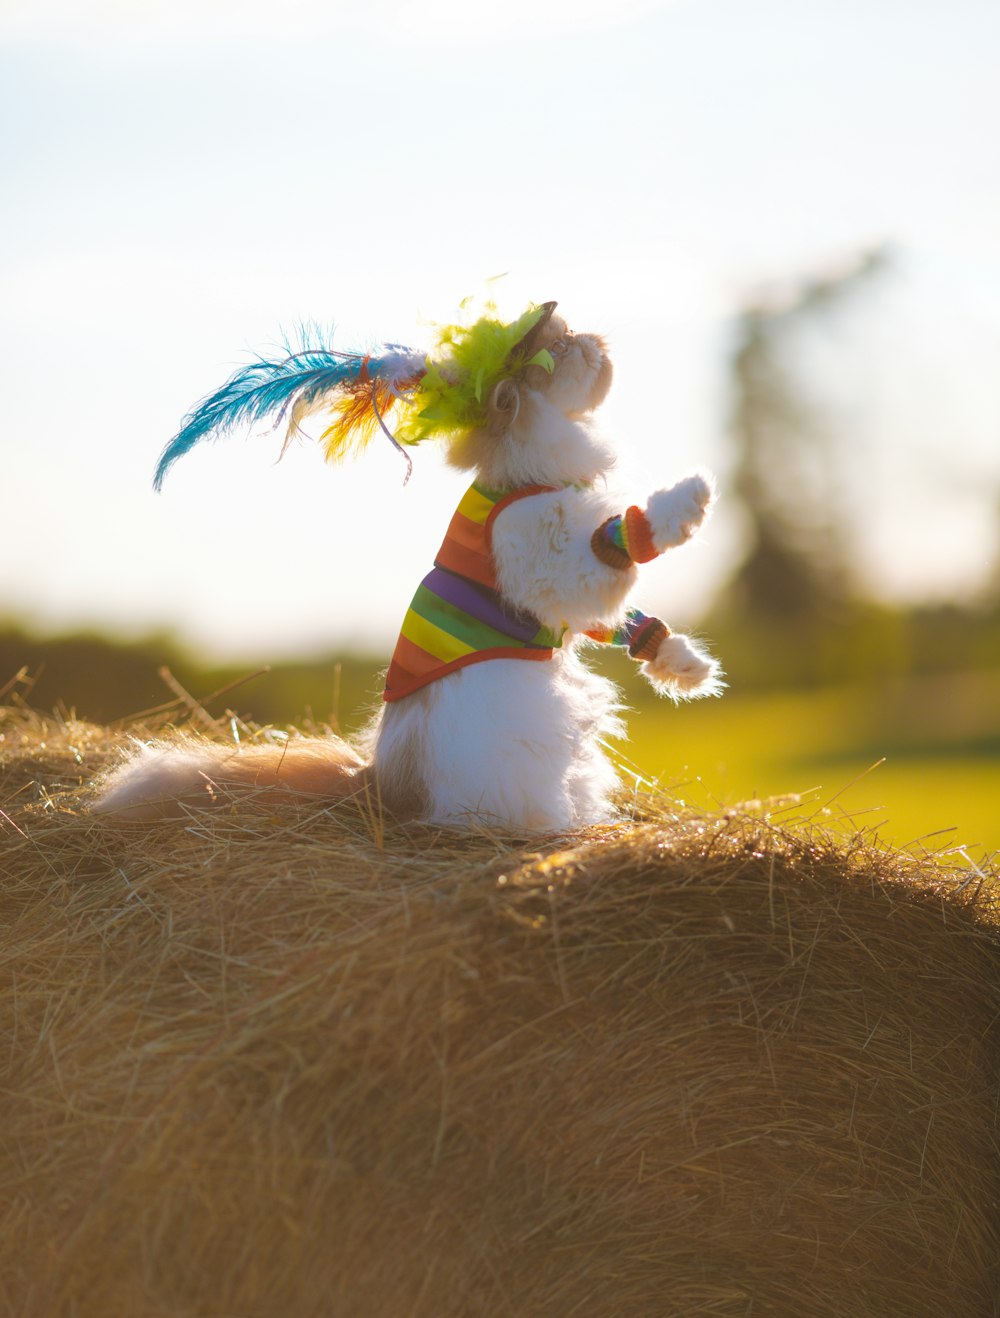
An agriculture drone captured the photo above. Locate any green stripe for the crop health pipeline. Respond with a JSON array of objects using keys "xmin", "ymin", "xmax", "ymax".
[
  {"xmin": 533, "ymin": 622, "xmax": 564, "ymax": 647},
  {"xmin": 410, "ymin": 584, "xmax": 533, "ymax": 653}
]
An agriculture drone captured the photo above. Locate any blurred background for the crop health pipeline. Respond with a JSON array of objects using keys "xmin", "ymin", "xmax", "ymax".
[{"xmin": 2, "ymin": 0, "xmax": 998, "ymax": 858}]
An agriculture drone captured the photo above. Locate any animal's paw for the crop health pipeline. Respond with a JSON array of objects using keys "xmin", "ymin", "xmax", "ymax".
[
  {"xmin": 641, "ymin": 632, "xmax": 726, "ymax": 701},
  {"xmin": 645, "ymin": 473, "xmax": 715, "ymax": 551}
]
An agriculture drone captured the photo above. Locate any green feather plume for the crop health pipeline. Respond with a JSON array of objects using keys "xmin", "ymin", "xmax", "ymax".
[{"xmin": 396, "ymin": 301, "xmax": 554, "ymax": 447}]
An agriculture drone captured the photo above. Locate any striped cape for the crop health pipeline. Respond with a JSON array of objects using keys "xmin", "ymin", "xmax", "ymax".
[{"xmin": 383, "ymin": 482, "xmax": 564, "ymax": 703}]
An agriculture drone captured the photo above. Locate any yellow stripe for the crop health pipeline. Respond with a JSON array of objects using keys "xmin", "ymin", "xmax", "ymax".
[
  {"xmin": 400, "ymin": 609, "xmax": 477, "ymax": 663},
  {"xmin": 456, "ymin": 484, "xmax": 496, "ymax": 527}
]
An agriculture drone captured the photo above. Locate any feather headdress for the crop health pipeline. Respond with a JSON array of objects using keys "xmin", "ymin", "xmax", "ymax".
[{"xmin": 153, "ymin": 301, "xmax": 556, "ymax": 489}]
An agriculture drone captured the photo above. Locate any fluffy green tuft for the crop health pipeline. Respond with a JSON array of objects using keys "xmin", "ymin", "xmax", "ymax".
[{"xmin": 395, "ymin": 302, "xmax": 554, "ymax": 447}]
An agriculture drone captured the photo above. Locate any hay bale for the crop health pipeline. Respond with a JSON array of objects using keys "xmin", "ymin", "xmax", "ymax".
[{"xmin": 2, "ymin": 707, "xmax": 999, "ymax": 1316}]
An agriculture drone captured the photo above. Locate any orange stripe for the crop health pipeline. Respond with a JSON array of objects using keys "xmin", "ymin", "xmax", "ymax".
[
  {"xmin": 436, "ymin": 509, "xmax": 497, "ymax": 586},
  {"xmin": 444, "ymin": 510, "xmax": 485, "ymax": 551},
  {"xmin": 434, "ymin": 539, "xmax": 494, "ymax": 588},
  {"xmin": 385, "ymin": 633, "xmax": 438, "ymax": 689}
]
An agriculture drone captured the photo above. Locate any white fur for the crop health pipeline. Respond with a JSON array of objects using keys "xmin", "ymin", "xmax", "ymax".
[
  {"xmin": 642, "ymin": 632, "xmax": 725, "ymax": 701},
  {"xmin": 492, "ymin": 484, "xmax": 638, "ymax": 633},
  {"xmin": 94, "ymin": 741, "xmax": 225, "ymax": 814},
  {"xmin": 472, "ymin": 397, "xmax": 617, "ymax": 492},
  {"xmin": 370, "ymin": 651, "xmax": 623, "ymax": 833},
  {"xmin": 645, "ymin": 473, "xmax": 715, "ymax": 551}
]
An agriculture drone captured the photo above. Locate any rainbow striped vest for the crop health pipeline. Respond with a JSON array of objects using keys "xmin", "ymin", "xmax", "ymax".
[{"xmin": 383, "ymin": 482, "xmax": 565, "ymax": 703}]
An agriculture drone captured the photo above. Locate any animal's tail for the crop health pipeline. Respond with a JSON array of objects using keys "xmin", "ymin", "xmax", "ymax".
[{"xmin": 91, "ymin": 736, "xmax": 370, "ymax": 821}]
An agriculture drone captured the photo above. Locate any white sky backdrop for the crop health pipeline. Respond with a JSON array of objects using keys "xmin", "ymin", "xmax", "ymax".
[{"xmin": 2, "ymin": 0, "xmax": 999, "ymax": 660}]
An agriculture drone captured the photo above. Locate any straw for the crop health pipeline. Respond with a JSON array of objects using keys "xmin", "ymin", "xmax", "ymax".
[{"xmin": 2, "ymin": 704, "xmax": 998, "ymax": 1316}]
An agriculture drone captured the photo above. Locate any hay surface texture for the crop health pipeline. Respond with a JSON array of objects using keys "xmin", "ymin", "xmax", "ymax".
[{"xmin": 2, "ymin": 707, "xmax": 999, "ymax": 1317}]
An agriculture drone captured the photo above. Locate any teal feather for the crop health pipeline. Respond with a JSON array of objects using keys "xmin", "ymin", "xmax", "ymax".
[{"xmin": 153, "ymin": 333, "xmax": 422, "ymax": 490}]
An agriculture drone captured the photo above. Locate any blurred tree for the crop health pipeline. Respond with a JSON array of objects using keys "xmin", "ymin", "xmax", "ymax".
[{"xmin": 722, "ymin": 248, "xmax": 892, "ymax": 625}]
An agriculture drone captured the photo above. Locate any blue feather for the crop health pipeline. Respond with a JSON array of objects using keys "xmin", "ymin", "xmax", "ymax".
[{"xmin": 153, "ymin": 331, "xmax": 422, "ymax": 490}]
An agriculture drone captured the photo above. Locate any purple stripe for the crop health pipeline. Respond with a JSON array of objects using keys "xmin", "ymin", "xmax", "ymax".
[{"xmin": 424, "ymin": 567, "xmax": 542, "ymax": 643}]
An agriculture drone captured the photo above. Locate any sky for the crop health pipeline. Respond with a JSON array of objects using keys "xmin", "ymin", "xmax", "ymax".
[{"xmin": 2, "ymin": 0, "xmax": 999, "ymax": 660}]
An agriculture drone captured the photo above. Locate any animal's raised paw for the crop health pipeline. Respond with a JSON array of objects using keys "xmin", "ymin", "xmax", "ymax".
[
  {"xmin": 645, "ymin": 473, "xmax": 715, "ymax": 551},
  {"xmin": 642, "ymin": 632, "xmax": 726, "ymax": 701}
]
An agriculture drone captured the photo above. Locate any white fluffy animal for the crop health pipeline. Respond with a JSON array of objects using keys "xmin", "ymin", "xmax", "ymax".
[{"xmin": 94, "ymin": 301, "xmax": 722, "ymax": 832}]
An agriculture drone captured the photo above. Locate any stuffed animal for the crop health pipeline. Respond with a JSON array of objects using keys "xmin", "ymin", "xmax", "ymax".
[{"xmin": 94, "ymin": 301, "xmax": 723, "ymax": 832}]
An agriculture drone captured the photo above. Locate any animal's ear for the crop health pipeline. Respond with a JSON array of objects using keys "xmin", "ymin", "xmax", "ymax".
[
  {"xmin": 487, "ymin": 377, "xmax": 521, "ymax": 432},
  {"xmin": 516, "ymin": 301, "xmax": 558, "ymax": 360}
]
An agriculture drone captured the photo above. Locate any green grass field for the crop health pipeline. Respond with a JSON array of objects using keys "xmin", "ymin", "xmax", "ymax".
[{"xmin": 617, "ymin": 670, "xmax": 1000, "ymax": 863}]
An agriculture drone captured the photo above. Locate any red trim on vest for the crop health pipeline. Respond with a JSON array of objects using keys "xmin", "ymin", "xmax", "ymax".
[{"xmin": 385, "ymin": 644, "xmax": 554, "ymax": 703}]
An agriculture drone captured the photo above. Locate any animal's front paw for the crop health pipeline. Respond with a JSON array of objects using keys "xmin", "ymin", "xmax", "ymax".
[
  {"xmin": 645, "ymin": 473, "xmax": 715, "ymax": 551},
  {"xmin": 642, "ymin": 632, "xmax": 725, "ymax": 701}
]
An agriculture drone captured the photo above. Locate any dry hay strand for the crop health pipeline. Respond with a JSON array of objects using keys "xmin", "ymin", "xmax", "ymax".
[{"xmin": 2, "ymin": 705, "xmax": 999, "ymax": 1317}]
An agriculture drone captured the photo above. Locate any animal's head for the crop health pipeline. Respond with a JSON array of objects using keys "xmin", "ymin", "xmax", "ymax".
[
  {"xmin": 513, "ymin": 302, "xmax": 614, "ymax": 420},
  {"xmin": 440, "ymin": 302, "xmax": 616, "ymax": 489}
]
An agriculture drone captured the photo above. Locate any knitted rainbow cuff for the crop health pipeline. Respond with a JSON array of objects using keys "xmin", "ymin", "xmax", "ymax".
[
  {"xmin": 591, "ymin": 506, "xmax": 658, "ymax": 569},
  {"xmin": 585, "ymin": 609, "xmax": 670, "ymax": 660},
  {"xmin": 625, "ymin": 612, "xmax": 670, "ymax": 660}
]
